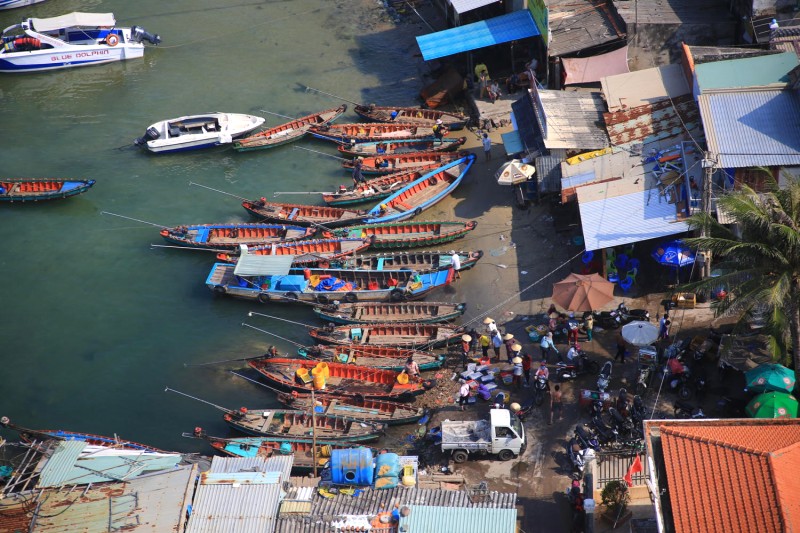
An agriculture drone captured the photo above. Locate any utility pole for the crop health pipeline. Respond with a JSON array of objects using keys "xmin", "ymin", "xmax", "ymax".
[
  {"xmin": 311, "ymin": 386, "xmax": 318, "ymax": 477},
  {"xmin": 701, "ymin": 152, "xmax": 715, "ymax": 279}
]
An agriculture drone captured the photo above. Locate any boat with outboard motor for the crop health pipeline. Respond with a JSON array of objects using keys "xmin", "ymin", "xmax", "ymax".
[
  {"xmin": 0, "ymin": 178, "xmax": 95, "ymax": 202},
  {"xmin": 309, "ymin": 122, "xmax": 433, "ymax": 143},
  {"xmin": 342, "ymin": 150, "xmax": 468, "ymax": 176},
  {"xmin": 327, "ymin": 220, "xmax": 477, "ymax": 249},
  {"xmin": 322, "ymin": 168, "xmax": 432, "ymax": 207},
  {"xmin": 0, "ymin": 12, "xmax": 160, "ymax": 73},
  {"xmin": 242, "ymin": 199, "xmax": 366, "ymax": 228},
  {"xmin": 160, "ymin": 222, "xmax": 314, "ymax": 249},
  {"xmin": 0, "ymin": 0, "xmax": 47, "ymax": 11},
  {"xmin": 135, "ymin": 112, "xmax": 265, "ymax": 153},
  {"xmin": 313, "ymin": 301, "xmax": 466, "ymax": 325}
]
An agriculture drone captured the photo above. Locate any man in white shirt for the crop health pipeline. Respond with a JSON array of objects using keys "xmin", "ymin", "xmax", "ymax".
[{"xmin": 450, "ymin": 250, "xmax": 461, "ymax": 279}]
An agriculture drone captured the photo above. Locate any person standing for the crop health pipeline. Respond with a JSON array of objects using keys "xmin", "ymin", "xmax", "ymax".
[
  {"xmin": 615, "ymin": 332, "xmax": 628, "ymax": 364},
  {"xmin": 479, "ymin": 334, "xmax": 491, "ymax": 359},
  {"xmin": 491, "ymin": 330, "xmax": 503, "ymax": 361},
  {"xmin": 432, "ymin": 119, "xmax": 446, "ymax": 144},
  {"xmin": 540, "ymin": 332, "xmax": 559, "ymax": 362},
  {"xmin": 482, "ymin": 133, "xmax": 492, "ymax": 162},
  {"xmin": 352, "ymin": 158, "xmax": 366, "ymax": 188},
  {"xmin": 512, "ymin": 356, "xmax": 524, "ymax": 390},
  {"xmin": 658, "ymin": 313, "xmax": 669, "ymax": 340},
  {"xmin": 550, "ymin": 384, "xmax": 563, "ymax": 425},
  {"xmin": 522, "ymin": 351, "xmax": 533, "ymax": 386},
  {"xmin": 584, "ymin": 314, "xmax": 594, "ymax": 341},
  {"xmin": 460, "ymin": 334, "xmax": 472, "ymax": 369},
  {"xmin": 449, "ymin": 250, "xmax": 461, "ymax": 279},
  {"xmin": 502, "ymin": 333, "xmax": 516, "ymax": 362},
  {"xmin": 404, "ymin": 357, "xmax": 420, "ymax": 380},
  {"xmin": 458, "ymin": 380, "xmax": 470, "ymax": 411},
  {"xmin": 484, "ymin": 317, "xmax": 498, "ymax": 334}
]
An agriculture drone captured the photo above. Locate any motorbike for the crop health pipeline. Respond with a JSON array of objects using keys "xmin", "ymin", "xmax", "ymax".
[
  {"xmin": 597, "ymin": 361, "xmax": 613, "ymax": 393},
  {"xmin": 532, "ymin": 376, "xmax": 549, "ymax": 406},
  {"xmin": 674, "ymin": 400, "xmax": 706, "ymax": 419},
  {"xmin": 589, "ymin": 414, "xmax": 619, "ymax": 446},
  {"xmin": 566, "ymin": 437, "xmax": 596, "ymax": 479},
  {"xmin": 555, "ymin": 347, "xmax": 601, "ymax": 382},
  {"xmin": 588, "ymin": 399, "xmax": 605, "ymax": 418},
  {"xmin": 615, "ymin": 302, "xmax": 650, "ymax": 325},
  {"xmin": 664, "ymin": 359, "xmax": 692, "ymax": 400},
  {"xmin": 635, "ymin": 362, "xmax": 655, "ymax": 396},
  {"xmin": 630, "ymin": 395, "xmax": 646, "ymax": 424},
  {"xmin": 574, "ymin": 425, "xmax": 601, "ymax": 451},
  {"xmin": 608, "ymin": 406, "xmax": 642, "ymax": 440},
  {"xmin": 511, "ymin": 398, "xmax": 535, "ymax": 421}
]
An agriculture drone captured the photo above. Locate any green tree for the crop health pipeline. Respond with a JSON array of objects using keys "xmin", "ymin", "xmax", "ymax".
[{"xmin": 683, "ymin": 174, "xmax": 800, "ymax": 378}]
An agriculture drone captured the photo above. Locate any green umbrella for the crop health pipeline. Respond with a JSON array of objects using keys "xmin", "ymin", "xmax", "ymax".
[
  {"xmin": 746, "ymin": 391, "xmax": 798, "ymax": 419},
  {"xmin": 744, "ymin": 363, "xmax": 796, "ymax": 393}
]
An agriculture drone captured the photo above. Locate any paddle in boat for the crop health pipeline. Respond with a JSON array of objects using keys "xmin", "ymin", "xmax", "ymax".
[
  {"xmin": 135, "ymin": 112, "xmax": 265, "ymax": 153},
  {"xmin": 309, "ymin": 122, "xmax": 434, "ymax": 144},
  {"xmin": 223, "ymin": 407, "xmax": 384, "ymax": 442},
  {"xmin": 0, "ymin": 416, "xmax": 169, "ymax": 453},
  {"xmin": 294, "ymin": 344, "xmax": 444, "ymax": 371},
  {"xmin": 160, "ymin": 223, "xmax": 314, "ymax": 250},
  {"xmin": 242, "ymin": 198, "xmax": 366, "ymax": 228},
  {"xmin": 0, "ymin": 178, "xmax": 95, "ymax": 202},
  {"xmin": 308, "ymin": 322, "xmax": 463, "ymax": 348},
  {"xmin": 365, "ymin": 154, "xmax": 474, "ymax": 224},
  {"xmin": 353, "ymin": 104, "xmax": 469, "ymax": 130},
  {"xmin": 215, "ymin": 237, "xmax": 372, "ymax": 264},
  {"xmin": 337, "ymin": 136, "xmax": 467, "ymax": 158},
  {"xmin": 342, "ymin": 150, "xmax": 468, "ymax": 175},
  {"xmin": 247, "ymin": 357, "xmax": 435, "ymax": 400},
  {"xmin": 322, "ymin": 168, "xmax": 432, "ymax": 207},
  {"xmin": 0, "ymin": 12, "xmax": 160, "ymax": 73},
  {"xmin": 276, "ymin": 391, "xmax": 425, "ymax": 426},
  {"xmin": 313, "ymin": 301, "xmax": 467, "ymax": 325},
  {"xmin": 206, "ymin": 263, "xmax": 454, "ymax": 304},
  {"xmin": 327, "ymin": 220, "xmax": 478, "ymax": 250},
  {"xmin": 302, "ymin": 250, "xmax": 483, "ymax": 272},
  {"xmin": 233, "ymin": 104, "xmax": 348, "ymax": 151}
]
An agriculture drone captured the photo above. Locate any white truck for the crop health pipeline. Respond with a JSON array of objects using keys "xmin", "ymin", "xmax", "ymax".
[{"xmin": 441, "ymin": 408, "xmax": 526, "ymax": 463}]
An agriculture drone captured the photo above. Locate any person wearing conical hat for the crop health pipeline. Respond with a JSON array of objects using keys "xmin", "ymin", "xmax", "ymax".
[
  {"xmin": 460, "ymin": 334, "xmax": 472, "ymax": 370},
  {"xmin": 483, "ymin": 317, "xmax": 498, "ymax": 334},
  {"xmin": 502, "ymin": 333, "xmax": 516, "ymax": 363},
  {"xmin": 512, "ymin": 355, "xmax": 524, "ymax": 390},
  {"xmin": 491, "ymin": 330, "xmax": 503, "ymax": 361},
  {"xmin": 479, "ymin": 333, "xmax": 491, "ymax": 359}
]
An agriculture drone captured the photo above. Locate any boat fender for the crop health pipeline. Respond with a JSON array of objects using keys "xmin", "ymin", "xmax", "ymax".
[
  {"xmin": 213, "ymin": 285, "xmax": 226, "ymax": 294},
  {"xmin": 106, "ymin": 34, "xmax": 120, "ymax": 46},
  {"xmin": 284, "ymin": 292, "xmax": 299, "ymax": 301},
  {"xmin": 428, "ymin": 176, "xmax": 438, "ymax": 185},
  {"xmin": 422, "ymin": 379, "xmax": 436, "ymax": 390},
  {"xmin": 344, "ymin": 292, "xmax": 357, "ymax": 303},
  {"xmin": 414, "ymin": 208, "xmax": 422, "ymax": 216},
  {"xmin": 390, "ymin": 289, "xmax": 405, "ymax": 302},
  {"xmin": 317, "ymin": 295, "xmax": 330, "ymax": 304},
  {"xmin": 257, "ymin": 293, "xmax": 271, "ymax": 303}
]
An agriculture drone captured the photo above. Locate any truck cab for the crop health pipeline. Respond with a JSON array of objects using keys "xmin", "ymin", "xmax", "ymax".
[{"xmin": 441, "ymin": 408, "xmax": 526, "ymax": 463}]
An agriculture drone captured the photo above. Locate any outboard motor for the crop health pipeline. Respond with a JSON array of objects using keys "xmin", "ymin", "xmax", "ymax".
[
  {"xmin": 131, "ymin": 25, "xmax": 161, "ymax": 45},
  {"xmin": 134, "ymin": 126, "xmax": 160, "ymax": 146}
]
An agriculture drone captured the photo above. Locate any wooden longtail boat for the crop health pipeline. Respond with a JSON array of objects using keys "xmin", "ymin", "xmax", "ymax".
[
  {"xmin": 160, "ymin": 223, "xmax": 314, "ymax": 250},
  {"xmin": 322, "ymin": 168, "xmax": 432, "ymax": 207},
  {"xmin": 242, "ymin": 199, "xmax": 365, "ymax": 228},
  {"xmin": 342, "ymin": 151, "xmax": 469, "ymax": 175},
  {"xmin": 276, "ymin": 391, "xmax": 425, "ymax": 425},
  {"xmin": 215, "ymin": 237, "xmax": 372, "ymax": 264},
  {"xmin": 353, "ymin": 104, "xmax": 469, "ymax": 130},
  {"xmin": 295, "ymin": 345, "xmax": 444, "ymax": 371},
  {"xmin": 308, "ymin": 323, "xmax": 463, "ymax": 348},
  {"xmin": 309, "ymin": 122, "xmax": 436, "ymax": 143},
  {"xmin": 364, "ymin": 155, "xmax": 474, "ymax": 223},
  {"xmin": 233, "ymin": 104, "xmax": 347, "ymax": 151},
  {"xmin": 313, "ymin": 301, "xmax": 467, "ymax": 325},
  {"xmin": 328, "ymin": 220, "xmax": 478, "ymax": 250},
  {"xmin": 0, "ymin": 416, "xmax": 168, "ymax": 453},
  {"xmin": 223, "ymin": 408, "xmax": 384, "ymax": 442},
  {"xmin": 0, "ymin": 178, "xmax": 95, "ymax": 202},
  {"xmin": 206, "ymin": 263, "xmax": 453, "ymax": 304},
  {"xmin": 303, "ymin": 250, "xmax": 483, "ymax": 272},
  {"xmin": 247, "ymin": 358, "xmax": 435, "ymax": 400},
  {"xmin": 337, "ymin": 136, "xmax": 467, "ymax": 158}
]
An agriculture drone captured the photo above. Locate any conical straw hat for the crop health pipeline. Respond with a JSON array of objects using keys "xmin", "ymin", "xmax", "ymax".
[
  {"xmin": 512, "ymin": 356, "xmax": 523, "ymax": 364},
  {"xmin": 512, "ymin": 344, "xmax": 523, "ymax": 351},
  {"xmin": 483, "ymin": 317, "xmax": 494, "ymax": 324},
  {"xmin": 462, "ymin": 334, "xmax": 472, "ymax": 342},
  {"xmin": 503, "ymin": 333, "xmax": 514, "ymax": 340}
]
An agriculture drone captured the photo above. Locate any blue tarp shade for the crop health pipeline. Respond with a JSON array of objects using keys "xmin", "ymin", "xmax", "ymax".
[
  {"xmin": 501, "ymin": 130, "xmax": 524, "ymax": 156},
  {"xmin": 416, "ymin": 10, "xmax": 540, "ymax": 61}
]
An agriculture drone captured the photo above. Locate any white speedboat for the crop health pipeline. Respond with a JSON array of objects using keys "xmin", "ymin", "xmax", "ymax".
[
  {"xmin": 0, "ymin": 12, "xmax": 160, "ymax": 73},
  {"xmin": 0, "ymin": 0, "xmax": 47, "ymax": 10},
  {"xmin": 135, "ymin": 113, "xmax": 266, "ymax": 153}
]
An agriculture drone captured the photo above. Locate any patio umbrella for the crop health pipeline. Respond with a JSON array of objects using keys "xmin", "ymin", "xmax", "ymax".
[
  {"xmin": 551, "ymin": 273, "xmax": 615, "ymax": 312},
  {"xmin": 652, "ymin": 240, "xmax": 695, "ymax": 267},
  {"xmin": 746, "ymin": 391, "xmax": 798, "ymax": 419},
  {"xmin": 744, "ymin": 363, "xmax": 796, "ymax": 393},
  {"xmin": 495, "ymin": 159, "xmax": 536, "ymax": 186},
  {"xmin": 621, "ymin": 321, "xmax": 659, "ymax": 347}
]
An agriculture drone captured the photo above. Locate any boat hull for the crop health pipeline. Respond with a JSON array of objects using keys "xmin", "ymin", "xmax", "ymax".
[
  {"xmin": 207, "ymin": 436, "xmax": 357, "ymax": 472},
  {"xmin": 233, "ymin": 105, "xmax": 347, "ymax": 151},
  {"xmin": 353, "ymin": 104, "xmax": 469, "ymax": 130},
  {"xmin": 314, "ymin": 301, "xmax": 467, "ymax": 325},
  {"xmin": 276, "ymin": 392, "xmax": 425, "ymax": 426},
  {"xmin": 304, "ymin": 250, "xmax": 483, "ymax": 272},
  {"xmin": 0, "ymin": 0, "xmax": 47, "ymax": 9},
  {"xmin": 0, "ymin": 179, "xmax": 95, "ymax": 202},
  {"xmin": 309, "ymin": 122, "xmax": 434, "ymax": 143},
  {"xmin": 223, "ymin": 410, "xmax": 383, "ymax": 442},
  {"xmin": 242, "ymin": 200, "xmax": 365, "ymax": 228},
  {"xmin": 330, "ymin": 220, "xmax": 478, "ymax": 250},
  {"xmin": 216, "ymin": 237, "xmax": 372, "ymax": 264},
  {"xmin": 337, "ymin": 136, "xmax": 467, "ymax": 158},
  {"xmin": 160, "ymin": 223, "xmax": 314, "ymax": 249},
  {"xmin": 296, "ymin": 345, "xmax": 444, "ymax": 371},
  {"xmin": 140, "ymin": 113, "xmax": 265, "ymax": 153},
  {"xmin": 0, "ymin": 44, "xmax": 143, "ymax": 73},
  {"xmin": 308, "ymin": 323, "xmax": 462, "ymax": 348}
]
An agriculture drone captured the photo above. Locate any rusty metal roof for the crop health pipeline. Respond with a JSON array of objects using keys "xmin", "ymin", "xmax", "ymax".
[
  {"xmin": 548, "ymin": 0, "xmax": 626, "ymax": 57},
  {"xmin": 603, "ymin": 95, "xmax": 700, "ymax": 149}
]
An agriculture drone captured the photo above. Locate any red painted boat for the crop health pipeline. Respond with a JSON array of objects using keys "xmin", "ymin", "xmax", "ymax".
[
  {"xmin": 322, "ymin": 168, "xmax": 432, "ymax": 206},
  {"xmin": 342, "ymin": 151, "xmax": 469, "ymax": 175},
  {"xmin": 337, "ymin": 136, "xmax": 467, "ymax": 158},
  {"xmin": 309, "ymin": 122, "xmax": 436, "ymax": 143},
  {"xmin": 215, "ymin": 236, "xmax": 372, "ymax": 263},
  {"xmin": 307, "ymin": 323, "xmax": 462, "ymax": 348},
  {"xmin": 160, "ymin": 223, "xmax": 315, "ymax": 250},
  {"xmin": 242, "ymin": 199, "xmax": 366, "ymax": 227},
  {"xmin": 233, "ymin": 105, "xmax": 347, "ymax": 151},
  {"xmin": 247, "ymin": 358, "xmax": 434, "ymax": 400},
  {"xmin": 275, "ymin": 391, "xmax": 425, "ymax": 425},
  {"xmin": 327, "ymin": 220, "xmax": 478, "ymax": 250},
  {"xmin": 353, "ymin": 104, "xmax": 469, "ymax": 130}
]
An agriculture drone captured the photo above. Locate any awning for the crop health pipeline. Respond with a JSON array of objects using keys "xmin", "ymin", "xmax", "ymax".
[
  {"xmin": 451, "ymin": 0, "xmax": 499, "ymax": 15},
  {"xmin": 501, "ymin": 130, "xmax": 524, "ymax": 156},
  {"xmin": 31, "ymin": 12, "xmax": 116, "ymax": 32},
  {"xmin": 234, "ymin": 255, "xmax": 295, "ymax": 277},
  {"xmin": 416, "ymin": 10, "xmax": 540, "ymax": 61},
  {"xmin": 562, "ymin": 46, "xmax": 630, "ymax": 86},
  {"xmin": 511, "ymin": 96, "xmax": 544, "ymax": 155}
]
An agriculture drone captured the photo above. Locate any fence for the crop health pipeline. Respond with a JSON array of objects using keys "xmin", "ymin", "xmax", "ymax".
[{"xmin": 593, "ymin": 450, "xmax": 649, "ymax": 490}]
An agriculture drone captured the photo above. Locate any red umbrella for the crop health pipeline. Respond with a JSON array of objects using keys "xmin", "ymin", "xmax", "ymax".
[{"xmin": 551, "ymin": 273, "xmax": 615, "ymax": 312}]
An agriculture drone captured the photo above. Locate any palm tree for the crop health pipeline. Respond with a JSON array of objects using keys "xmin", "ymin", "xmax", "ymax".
[{"xmin": 682, "ymin": 174, "xmax": 800, "ymax": 379}]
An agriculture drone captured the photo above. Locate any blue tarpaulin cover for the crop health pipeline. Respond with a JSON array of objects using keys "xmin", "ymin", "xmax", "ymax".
[
  {"xmin": 416, "ymin": 10, "xmax": 540, "ymax": 61},
  {"xmin": 315, "ymin": 277, "xmax": 347, "ymax": 291}
]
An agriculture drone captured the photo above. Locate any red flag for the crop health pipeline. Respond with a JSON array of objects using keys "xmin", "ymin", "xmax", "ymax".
[{"xmin": 623, "ymin": 456, "xmax": 643, "ymax": 487}]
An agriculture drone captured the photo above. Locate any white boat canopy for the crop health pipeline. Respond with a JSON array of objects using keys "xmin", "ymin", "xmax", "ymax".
[
  {"xmin": 30, "ymin": 12, "xmax": 116, "ymax": 32},
  {"xmin": 233, "ymin": 255, "xmax": 295, "ymax": 277}
]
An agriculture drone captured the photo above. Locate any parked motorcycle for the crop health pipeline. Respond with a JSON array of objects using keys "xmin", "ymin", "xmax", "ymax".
[
  {"xmin": 635, "ymin": 362, "xmax": 655, "ymax": 396},
  {"xmin": 533, "ymin": 376, "xmax": 549, "ymax": 406},
  {"xmin": 566, "ymin": 437, "xmax": 596, "ymax": 479},
  {"xmin": 664, "ymin": 358, "xmax": 692, "ymax": 400},
  {"xmin": 615, "ymin": 302, "xmax": 651, "ymax": 325},
  {"xmin": 597, "ymin": 361, "xmax": 613, "ymax": 393},
  {"xmin": 608, "ymin": 406, "xmax": 642, "ymax": 440},
  {"xmin": 574, "ymin": 425, "xmax": 601, "ymax": 451},
  {"xmin": 555, "ymin": 348, "xmax": 601, "ymax": 382},
  {"xmin": 589, "ymin": 414, "xmax": 619, "ymax": 446},
  {"xmin": 630, "ymin": 395, "xmax": 646, "ymax": 424},
  {"xmin": 674, "ymin": 400, "xmax": 706, "ymax": 419}
]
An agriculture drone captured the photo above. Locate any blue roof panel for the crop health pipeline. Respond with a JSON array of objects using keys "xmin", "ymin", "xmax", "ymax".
[{"xmin": 417, "ymin": 10, "xmax": 540, "ymax": 61}]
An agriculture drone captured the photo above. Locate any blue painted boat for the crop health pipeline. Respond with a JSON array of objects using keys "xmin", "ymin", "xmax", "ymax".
[
  {"xmin": 0, "ymin": 178, "xmax": 95, "ymax": 202},
  {"xmin": 364, "ymin": 154, "xmax": 474, "ymax": 224}
]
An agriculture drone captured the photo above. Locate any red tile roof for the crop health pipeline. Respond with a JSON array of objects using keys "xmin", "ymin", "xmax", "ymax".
[{"xmin": 657, "ymin": 420, "xmax": 800, "ymax": 533}]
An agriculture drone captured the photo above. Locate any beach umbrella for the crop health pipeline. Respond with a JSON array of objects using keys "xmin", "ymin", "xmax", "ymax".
[
  {"xmin": 744, "ymin": 363, "xmax": 796, "ymax": 393},
  {"xmin": 652, "ymin": 240, "xmax": 696, "ymax": 267},
  {"xmin": 495, "ymin": 159, "xmax": 535, "ymax": 186},
  {"xmin": 746, "ymin": 391, "xmax": 798, "ymax": 419},
  {"xmin": 551, "ymin": 273, "xmax": 615, "ymax": 312},
  {"xmin": 621, "ymin": 321, "xmax": 659, "ymax": 347}
]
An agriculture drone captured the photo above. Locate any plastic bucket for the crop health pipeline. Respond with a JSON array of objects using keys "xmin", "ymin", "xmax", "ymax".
[
  {"xmin": 316, "ymin": 362, "xmax": 330, "ymax": 379},
  {"xmin": 296, "ymin": 368, "xmax": 309, "ymax": 380},
  {"xmin": 313, "ymin": 374, "xmax": 326, "ymax": 390},
  {"xmin": 397, "ymin": 373, "xmax": 409, "ymax": 385}
]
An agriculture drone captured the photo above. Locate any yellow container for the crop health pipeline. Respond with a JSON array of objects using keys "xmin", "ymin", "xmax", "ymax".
[
  {"xmin": 397, "ymin": 372, "xmax": 409, "ymax": 385},
  {"xmin": 315, "ymin": 362, "xmax": 330, "ymax": 379},
  {"xmin": 311, "ymin": 366, "xmax": 322, "ymax": 377},
  {"xmin": 319, "ymin": 444, "xmax": 332, "ymax": 458},
  {"xmin": 313, "ymin": 374, "xmax": 326, "ymax": 390},
  {"xmin": 402, "ymin": 475, "xmax": 416, "ymax": 487},
  {"xmin": 296, "ymin": 368, "xmax": 309, "ymax": 379}
]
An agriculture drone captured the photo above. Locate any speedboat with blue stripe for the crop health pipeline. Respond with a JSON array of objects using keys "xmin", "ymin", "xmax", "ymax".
[{"xmin": 0, "ymin": 12, "xmax": 160, "ymax": 73}]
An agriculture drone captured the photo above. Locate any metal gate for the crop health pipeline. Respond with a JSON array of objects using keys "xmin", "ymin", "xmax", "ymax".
[{"xmin": 594, "ymin": 451, "xmax": 648, "ymax": 490}]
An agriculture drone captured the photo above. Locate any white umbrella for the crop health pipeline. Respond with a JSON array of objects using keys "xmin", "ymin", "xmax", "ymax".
[
  {"xmin": 621, "ymin": 321, "xmax": 659, "ymax": 347},
  {"xmin": 495, "ymin": 159, "xmax": 535, "ymax": 186}
]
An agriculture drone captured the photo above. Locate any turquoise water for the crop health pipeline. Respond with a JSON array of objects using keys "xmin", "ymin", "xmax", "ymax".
[{"xmin": 0, "ymin": 0, "xmax": 437, "ymax": 452}]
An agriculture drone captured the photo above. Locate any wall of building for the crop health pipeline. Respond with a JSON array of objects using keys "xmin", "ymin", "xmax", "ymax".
[{"xmin": 625, "ymin": 21, "xmax": 738, "ymax": 70}]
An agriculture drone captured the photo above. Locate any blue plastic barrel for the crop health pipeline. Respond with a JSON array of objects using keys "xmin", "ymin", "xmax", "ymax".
[{"xmin": 330, "ymin": 447, "xmax": 374, "ymax": 486}]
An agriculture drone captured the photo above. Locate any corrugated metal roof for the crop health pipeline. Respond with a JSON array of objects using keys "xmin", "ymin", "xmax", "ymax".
[
  {"xmin": 201, "ymin": 471, "xmax": 281, "ymax": 485},
  {"xmin": 37, "ymin": 440, "xmax": 182, "ymax": 487},
  {"xmin": 601, "ymin": 64, "xmax": 690, "ymax": 112},
  {"xmin": 398, "ymin": 505, "xmax": 517, "ymax": 533},
  {"xmin": 416, "ymin": 10, "xmax": 540, "ymax": 61},
  {"xmin": 31, "ymin": 464, "xmax": 195, "ymax": 533},
  {"xmin": 548, "ymin": 0, "xmax": 626, "ymax": 57},
  {"xmin": 511, "ymin": 95, "xmax": 545, "ymax": 155},
  {"xmin": 577, "ymin": 186, "xmax": 690, "ymax": 251},
  {"xmin": 535, "ymin": 90, "xmax": 609, "ymax": 149},
  {"xmin": 234, "ymin": 254, "xmax": 295, "ymax": 276},
  {"xmin": 699, "ymin": 89, "xmax": 800, "ymax": 168},
  {"xmin": 603, "ymin": 95, "xmax": 700, "ymax": 149},
  {"xmin": 535, "ymin": 149, "xmax": 566, "ymax": 193},
  {"xmin": 186, "ymin": 483, "xmax": 284, "ymax": 533},
  {"xmin": 450, "ymin": 0, "xmax": 497, "ymax": 15},
  {"xmin": 695, "ymin": 52, "xmax": 797, "ymax": 92}
]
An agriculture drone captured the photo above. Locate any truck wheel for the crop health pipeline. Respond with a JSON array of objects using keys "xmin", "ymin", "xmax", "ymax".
[
  {"xmin": 498, "ymin": 449, "xmax": 514, "ymax": 461},
  {"xmin": 452, "ymin": 450, "xmax": 468, "ymax": 463}
]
